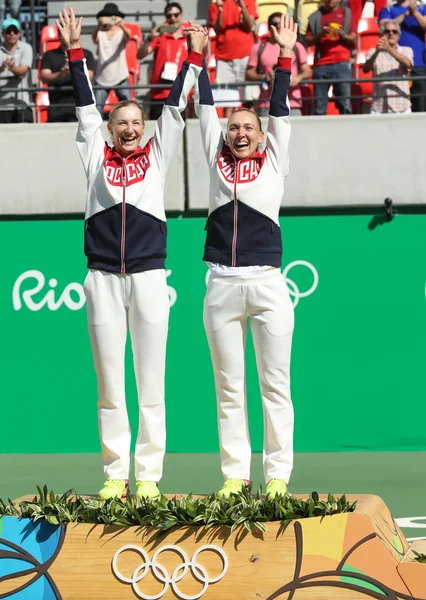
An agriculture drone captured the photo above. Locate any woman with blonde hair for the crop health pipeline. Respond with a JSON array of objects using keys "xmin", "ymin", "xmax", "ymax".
[
  {"xmin": 56, "ymin": 7, "xmax": 205, "ymax": 500},
  {"xmin": 193, "ymin": 14, "xmax": 297, "ymax": 500}
]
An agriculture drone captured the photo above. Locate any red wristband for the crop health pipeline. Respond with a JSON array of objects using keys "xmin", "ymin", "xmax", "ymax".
[
  {"xmin": 187, "ymin": 50, "xmax": 204, "ymax": 67},
  {"xmin": 277, "ymin": 57, "xmax": 292, "ymax": 70},
  {"xmin": 67, "ymin": 47, "xmax": 84, "ymax": 61}
]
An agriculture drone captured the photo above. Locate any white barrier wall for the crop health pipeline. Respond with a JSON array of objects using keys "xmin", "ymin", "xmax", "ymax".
[
  {"xmin": 1, "ymin": 113, "xmax": 425, "ymax": 215},
  {"xmin": 186, "ymin": 113, "xmax": 426, "ymax": 209},
  {"xmin": 0, "ymin": 121, "xmax": 185, "ymax": 214}
]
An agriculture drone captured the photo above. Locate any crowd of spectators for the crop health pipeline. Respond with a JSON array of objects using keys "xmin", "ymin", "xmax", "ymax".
[{"xmin": 0, "ymin": 0, "xmax": 426, "ymax": 122}]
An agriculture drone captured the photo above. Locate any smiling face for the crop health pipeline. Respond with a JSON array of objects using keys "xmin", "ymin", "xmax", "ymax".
[
  {"xmin": 382, "ymin": 24, "xmax": 400, "ymax": 46},
  {"xmin": 107, "ymin": 103, "xmax": 144, "ymax": 157},
  {"xmin": 226, "ymin": 110, "xmax": 264, "ymax": 160},
  {"xmin": 2, "ymin": 26, "xmax": 20, "ymax": 48}
]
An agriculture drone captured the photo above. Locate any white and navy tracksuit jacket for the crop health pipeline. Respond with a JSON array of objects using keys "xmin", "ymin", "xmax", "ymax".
[
  {"xmin": 193, "ymin": 56, "xmax": 292, "ymax": 268},
  {"xmin": 67, "ymin": 47, "xmax": 203, "ymax": 274}
]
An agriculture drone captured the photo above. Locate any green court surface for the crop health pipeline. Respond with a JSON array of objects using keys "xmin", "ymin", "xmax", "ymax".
[{"xmin": 1, "ymin": 452, "xmax": 425, "ymax": 541}]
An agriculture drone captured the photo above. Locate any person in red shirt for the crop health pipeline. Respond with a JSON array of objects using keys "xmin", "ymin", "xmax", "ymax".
[
  {"xmin": 137, "ymin": 2, "xmax": 188, "ymax": 119},
  {"xmin": 304, "ymin": 0, "xmax": 356, "ymax": 114},
  {"xmin": 209, "ymin": 0, "xmax": 258, "ymax": 117}
]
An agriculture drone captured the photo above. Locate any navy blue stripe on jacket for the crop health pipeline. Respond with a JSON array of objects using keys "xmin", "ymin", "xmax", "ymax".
[
  {"xmin": 85, "ymin": 203, "xmax": 167, "ymax": 273},
  {"xmin": 204, "ymin": 202, "xmax": 282, "ymax": 268},
  {"xmin": 68, "ymin": 47, "xmax": 95, "ymax": 107},
  {"xmin": 197, "ymin": 60, "xmax": 215, "ymax": 106},
  {"xmin": 269, "ymin": 56, "xmax": 292, "ymax": 118}
]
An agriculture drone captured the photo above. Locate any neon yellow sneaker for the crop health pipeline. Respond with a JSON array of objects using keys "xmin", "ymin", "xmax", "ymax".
[
  {"xmin": 98, "ymin": 479, "xmax": 129, "ymax": 500},
  {"xmin": 217, "ymin": 478, "xmax": 245, "ymax": 499},
  {"xmin": 266, "ymin": 479, "xmax": 288, "ymax": 500},
  {"xmin": 136, "ymin": 481, "xmax": 161, "ymax": 500}
]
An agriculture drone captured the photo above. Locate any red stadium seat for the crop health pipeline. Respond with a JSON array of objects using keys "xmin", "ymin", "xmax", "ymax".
[
  {"xmin": 38, "ymin": 25, "xmax": 60, "ymax": 86},
  {"xmin": 358, "ymin": 17, "xmax": 379, "ymax": 35},
  {"xmin": 353, "ymin": 50, "xmax": 374, "ymax": 112},
  {"xmin": 353, "ymin": 19, "xmax": 379, "ymax": 112},
  {"xmin": 35, "ymin": 91, "xmax": 49, "ymax": 123},
  {"xmin": 39, "ymin": 25, "xmax": 60, "ymax": 56},
  {"xmin": 103, "ymin": 89, "xmax": 119, "ymax": 113},
  {"xmin": 257, "ymin": 21, "xmax": 269, "ymax": 39}
]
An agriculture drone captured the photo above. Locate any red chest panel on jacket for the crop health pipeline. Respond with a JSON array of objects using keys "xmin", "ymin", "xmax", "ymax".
[
  {"xmin": 218, "ymin": 154, "xmax": 261, "ymax": 184},
  {"xmin": 104, "ymin": 154, "xmax": 151, "ymax": 187}
]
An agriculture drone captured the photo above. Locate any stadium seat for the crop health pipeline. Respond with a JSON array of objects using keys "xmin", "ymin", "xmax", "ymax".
[
  {"xmin": 352, "ymin": 50, "xmax": 374, "ymax": 112},
  {"xmin": 353, "ymin": 16, "xmax": 379, "ymax": 110},
  {"xmin": 357, "ymin": 16, "xmax": 379, "ymax": 35},
  {"xmin": 38, "ymin": 25, "xmax": 60, "ymax": 86},
  {"xmin": 39, "ymin": 25, "xmax": 60, "ymax": 56},
  {"xmin": 257, "ymin": 21, "xmax": 269, "ymax": 39},
  {"xmin": 257, "ymin": 0, "xmax": 295, "ymax": 22},
  {"xmin": 35, "ymin": 91, "xmax": 49, "ymax": 123},
  {"xmin": 297, "ymin": 0, "xmax": 322, "ymax": 34},
  {"xmin": 103, "ymin": 89, "xmax": 119, "ymax": 113}
]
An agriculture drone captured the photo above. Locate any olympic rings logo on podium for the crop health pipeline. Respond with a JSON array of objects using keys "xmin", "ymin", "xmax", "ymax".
[{"xmin": 112, "ymin": 543, "xmax": 228, "ymax": 600}]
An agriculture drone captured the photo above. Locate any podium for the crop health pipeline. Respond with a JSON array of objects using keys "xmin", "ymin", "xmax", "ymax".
[{"xmin": 1, "ymin": 494, "xmax": 425, "ymax": 599}]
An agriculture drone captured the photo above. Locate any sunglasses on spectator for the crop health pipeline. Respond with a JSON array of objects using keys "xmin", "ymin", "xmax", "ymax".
[
  {"xmin": 165, "ymin": 11, "xmax": 181, "ymax": 19},
  {"xmin": 270, "ymin": 21, "xmax": 281, "ymax": 27},
  {"xmin": 384, "ymin": 29, "xmax": 398, "ymax": 34},
  {"xmin": 4, "ymin": 27, "xmax": 19, "ymax": 34}
]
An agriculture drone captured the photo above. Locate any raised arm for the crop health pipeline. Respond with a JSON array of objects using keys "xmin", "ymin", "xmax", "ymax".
[
  {"xmin": 408, "ymin": 0, "xmax": 426, "ymax": 31},
  {"xmin": 363, "ymin": 47, "xmax": 379, "ymax": 72},
  {"xmin": 191, "ymin": 32, "xmax": 224, "ymax": 168},
  {"xmin": 57, "ymin": 8, "xmax": 105, "ymax": 176},
  {"xmin": 209, "ymin": 0, "xmax": 224, "ymax": 36},
  {"xmin": 150, "ymin": 26, "xmax": 209, "ymax": 177},
  {"xmin": 266, "ymin": 14, "xmax": 296, "ymax": 178}
]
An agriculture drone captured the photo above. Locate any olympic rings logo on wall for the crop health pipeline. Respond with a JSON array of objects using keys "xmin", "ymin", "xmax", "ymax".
[
  {"xmin": 111, "ymin": 544, "xmax": 228, "ymax": 600},
  {"xmin": 282, "ymin": 260, "xmax": 319, "ymax": 308},
  {"xmin": 205, "ymin": 260, "xmax": 319, "ymax": 308}
]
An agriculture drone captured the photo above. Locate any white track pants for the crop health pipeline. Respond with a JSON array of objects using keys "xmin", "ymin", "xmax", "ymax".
[
  {"xmin": 84, "ymin": 269, "xmax": 169, "ymax": 482},
  {"xmin": 204, "ymin": 269, "xmax": 294, "ymax": 484}
]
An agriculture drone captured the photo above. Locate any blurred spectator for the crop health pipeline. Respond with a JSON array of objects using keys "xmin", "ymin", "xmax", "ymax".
[
  {"xmin": 0, "ymin": 0, "xmax": 20, "ymax": 25},
  {"xmin": 40, "ymin": 43, "xmax": 95, "ymax": 122},
  {"xmin": 363, "ymin": 20, "xmax": 413, "ymax": 113},
  {"xmin": 246, "ymin": 12, "xmax": 311, "ymax": 116},
  {"xmin": 137, "ymin": 2, "xmax": 187, "ymax": 120},
  {"xmin": 209, "ymin": 0, "xmax": 258, "ymax": 117},
  {"xmin": 0, "ymin": 17, "xmax": 32, "ymax": 123},
  {"xmin": 92, "ymin": 2, "xmax": 131, "ymax": 114},
  {"xmin": 379, "ymin": 0, "xmax": 426, "ymax": 112},
  {"xmin": 304, "ymin": 0, "xmax": 356, "ymax": 115}
]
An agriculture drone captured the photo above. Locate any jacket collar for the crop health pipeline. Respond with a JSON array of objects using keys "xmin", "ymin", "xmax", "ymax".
[{"xmin": 105, "ymin": 142, "xmax": 146, "ymax": 162}]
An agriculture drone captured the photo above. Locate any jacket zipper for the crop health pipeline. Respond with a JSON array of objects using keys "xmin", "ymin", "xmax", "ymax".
[
  {"xmin": 231, "ymin": 156, "xmax": 238, "ymax": 267},
  {"xmin": 121, "ymin": 158, "xmax": 126, "ymax": 274}
]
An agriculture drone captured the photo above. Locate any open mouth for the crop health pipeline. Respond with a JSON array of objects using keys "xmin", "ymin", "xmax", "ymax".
[
  {"xmin": 121, "ymin": 136, "xmax": 137, "ymax": 145},
  {"xmin": 235, "ymin": 142, "xmax": 249, "ymax": 150}
]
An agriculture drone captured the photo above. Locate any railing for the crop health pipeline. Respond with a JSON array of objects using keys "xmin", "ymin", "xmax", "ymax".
[{"xmin": 2, "ymin": 74, "xmax": 425, "ymax": 121}]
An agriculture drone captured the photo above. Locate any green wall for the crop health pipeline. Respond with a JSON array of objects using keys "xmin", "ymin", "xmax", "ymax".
[{"xmin": 2, "ymin": 214, "xmax": 425, "ymax": 453}]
